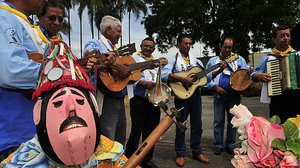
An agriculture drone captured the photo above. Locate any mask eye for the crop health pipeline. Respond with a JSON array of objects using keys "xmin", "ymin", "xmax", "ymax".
[
  {"xmin": 76, "ymin": 99, "xmax": 84, "ymax": 105},
  {"xmin": 53, "ymin": 101, "xmax": 63, "ymax": 108}
]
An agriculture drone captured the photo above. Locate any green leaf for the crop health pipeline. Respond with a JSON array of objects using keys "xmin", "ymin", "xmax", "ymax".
[
  {"xmin": 271, "ymin": 138, "xmax": 286, "ymax": 151},
  {"xmin": 269, "ymin": 115, "xmax": 281, "ymax": 124},
  {"xmin": 283, "ymin": 120, "xmax": 299, "ymax": 140},
  {"xmin": 286, "ymin": 139, "xmax": 300, "ymax": 156},
  {"xmin": 234, "ymin": 140, "xmax": 242, "ymax": 148}
]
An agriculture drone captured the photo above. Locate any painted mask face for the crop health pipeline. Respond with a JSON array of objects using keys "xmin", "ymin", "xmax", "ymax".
[{"xmin": 34, "ymin": 87, "xmax": 100, "ymax": 165}]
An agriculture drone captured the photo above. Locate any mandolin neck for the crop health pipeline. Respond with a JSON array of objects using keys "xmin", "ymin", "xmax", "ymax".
[{"xmin": 77, "ymin": 48, "xmax": 134, "ymax": 66}]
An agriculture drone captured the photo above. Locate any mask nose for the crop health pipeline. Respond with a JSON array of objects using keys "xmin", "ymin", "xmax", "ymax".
[{"xmin": 66, "ymin": 97, "xmax": 76, "ymax": 117}]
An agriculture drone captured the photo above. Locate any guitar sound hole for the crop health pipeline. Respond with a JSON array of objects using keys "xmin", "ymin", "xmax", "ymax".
[{"xmin": 189, "ymin": 74, "xmax": 197, "ymax": 83}]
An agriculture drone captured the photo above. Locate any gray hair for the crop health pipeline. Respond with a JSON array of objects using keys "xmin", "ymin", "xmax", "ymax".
[{"xmin": 100, "ymin": 15, "xmax": 121, "ymax": 34}]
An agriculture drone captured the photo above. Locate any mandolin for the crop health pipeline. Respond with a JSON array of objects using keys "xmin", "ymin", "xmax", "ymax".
[{"xmin": 100, "ymin": 57, "xmax": 168, "ymax": 92}]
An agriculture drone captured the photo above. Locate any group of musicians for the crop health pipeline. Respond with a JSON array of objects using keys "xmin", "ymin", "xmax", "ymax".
[{"xmin": 0, "ymin": 0, "xmax": 300, "ymax": 167}]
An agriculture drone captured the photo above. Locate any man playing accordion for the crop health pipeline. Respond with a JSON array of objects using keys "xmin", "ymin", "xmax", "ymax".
[{"xmin": 251, "ymin": 25, "xmax": 300, "ymax": 122}]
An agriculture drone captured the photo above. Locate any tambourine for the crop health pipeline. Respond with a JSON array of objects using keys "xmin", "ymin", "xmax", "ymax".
[{"xmin": 147, "ymin": 83, "xmax": 172, "ymax": 106}]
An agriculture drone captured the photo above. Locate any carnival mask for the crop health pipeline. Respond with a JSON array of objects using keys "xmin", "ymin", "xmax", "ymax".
[{"xmin": 33, "ymin": 87, "xmax": 101, "ymax": 165}]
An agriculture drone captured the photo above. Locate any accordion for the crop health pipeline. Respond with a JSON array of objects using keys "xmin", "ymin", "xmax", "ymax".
[{"xmin": 266, "ymin": 52, "xmax": 300, "ymax": 96}]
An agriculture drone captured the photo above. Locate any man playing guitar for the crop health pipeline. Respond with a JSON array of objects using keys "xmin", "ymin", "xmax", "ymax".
[
  {"xmin": 161, "ymin": 33, "xmax": 209, "ymax": 167},
  {"xmin": 84, "ymin": 15, "xmax": 130, "ymax": 146}
]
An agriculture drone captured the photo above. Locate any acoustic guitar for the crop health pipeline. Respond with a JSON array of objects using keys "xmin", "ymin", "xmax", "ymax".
[
  {"xmin": 169, "ymin": 55, "xmax": 238, "ymax": 99},
  {"xmin": 100, "ymin": 57, "xmax": 168, "ymax": 92}
]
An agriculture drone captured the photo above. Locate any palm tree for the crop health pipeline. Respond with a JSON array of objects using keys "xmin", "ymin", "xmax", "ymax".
[
  {"xmin": 60, "ymin": 0, "xmax": 74, "ymax": 46},
  {"xmin": 73, "ymin": 0, "xmax": 95, "ymax": 57},
  {"xmin": 74, "ymin": 0, "xmax": 120, "ymax": 55},
  {"xmin": 122, "ymin": 0, "xmax": 148, "ymax": 44},
  {"xmin": 116, "ymin": 0, "xmax": 123, "ymax": 45}
]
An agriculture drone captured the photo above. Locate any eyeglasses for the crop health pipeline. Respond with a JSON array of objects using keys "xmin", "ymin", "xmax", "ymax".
[
  {"xmin": 48, "ymin": 15, "xmax": 63, "ymax": 23},
  {"xmin": 142, "ymin": 45, "xmax": 155, "ymax": 50},
  {"xmin": 222, "ymin": 46, "xmax": 232, "ymax": 50}
]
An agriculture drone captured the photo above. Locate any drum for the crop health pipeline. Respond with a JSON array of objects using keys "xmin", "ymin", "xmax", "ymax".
[
  {"xmin": 230, "ymin": 69, "xmax": 262, "ymax": 97},
  {"xmin": 147, "ymin": 83, "xmax": 172, "ymax": 106}
]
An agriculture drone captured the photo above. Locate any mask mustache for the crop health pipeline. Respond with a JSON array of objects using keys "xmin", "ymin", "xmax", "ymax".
[{"xmin": 59, "ymin": 116, "xmax": 87, "ymax": 133}]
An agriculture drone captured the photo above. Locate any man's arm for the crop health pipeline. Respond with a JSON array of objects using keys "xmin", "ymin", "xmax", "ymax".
[
  {"xmin": 211, "ymin": 61, "xmax": 227, "ymax": 79},
  {"xmin": 238, "ymin": 56, "xmax": 250, "ymax": 70},
  {"xmin": 161, "ymin": 56, "xmax": 175, "ymax": 82},
  {"xmin": 0, "ymin": 15, "xmax": 40, "ymax": 89},
  {"xmin": 168, "ymin": 73, "xmax": 193, "ymax": 87},
  {"xmin": 206, "ymin": 57, "xmax": 227, "ymax": 80},
  {"xmin": 251, "ymin": 56, "xmax": 271, "ymax": 82}
]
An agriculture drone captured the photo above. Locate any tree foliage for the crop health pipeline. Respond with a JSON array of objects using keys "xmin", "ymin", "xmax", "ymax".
[
  {"xmin": 93, "ymin": 0, "xmax": 120, "ymax": 29},
  {"xmin": 143, "ymin": 0, "xmax": 300, "ymax": 61},
  {"xmin": 123, "ymin": 0, "xmax": 148, "ymax": 18}
]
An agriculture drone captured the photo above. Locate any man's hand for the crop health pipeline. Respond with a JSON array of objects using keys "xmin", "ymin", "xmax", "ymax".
[
  {"xmin": 168, "ymin": 73, "xmax": 194, "ymax": 88},
  {"xmin": 219, "ymin": 61, "xmax": 227, "ymax": 70},
  {"xmin": 181, "ymin": 77, "xmax": 194, "ymax": 88},
  {"xmin": 213, "ymin": 85, "xmax": 227, "ymax": 97},
  {"xmin": 106, "ymin": 52, "xmax": 117, "ymax": 64},
  {"xmin": 110, "ymin": 63, "xmax": 131, "ymax": 79},
  {"xmin": 252, "ymin": 72, "xmax": 271, "ymax": 83},
  {"xmin": 85, "ymin": 57, "xmax": 97, "ymax": 71},
  {"xmin": 139, "ymin": 81, "xmax": 156, "ymax": 90},
  {"xmin": 83, "ymin": 51, "xmax": 117, "ymax": 71},
  {"xmin": 96, "ymin": 52, "xmax": 117, "ymax": 69},
  {"xmin": 212, "ymin": 61, "xmax": 227, "ymax": 79}
]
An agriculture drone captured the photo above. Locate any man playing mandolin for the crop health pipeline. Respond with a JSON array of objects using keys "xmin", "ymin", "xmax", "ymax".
[
  {"xmin": 206, "ymin": 37, "xmax": 249, "ymax": 156},
  {"xmin": 162, "ymin": 33, "xmax": 209, "ymax": 167},
  {"xmin": 125, "ymin": 37, "xmax": 161, "ymax": 168}
]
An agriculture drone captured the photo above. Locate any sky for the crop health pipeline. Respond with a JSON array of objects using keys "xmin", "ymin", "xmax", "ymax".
[{"xmin": 61, "ymin": 6, "xmax": 211, "ymax": 59}]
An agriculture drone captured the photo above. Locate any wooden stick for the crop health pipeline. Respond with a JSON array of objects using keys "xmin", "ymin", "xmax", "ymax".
[{"xmin": 124, "ymin": 115, "xmax": 174, "ymax": 168}]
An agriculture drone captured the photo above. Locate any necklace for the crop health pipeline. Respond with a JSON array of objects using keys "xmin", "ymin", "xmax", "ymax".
[
  {"xmin": 137, "ymin": 51, "xmax": 154, "ymax": 61},
  {"xmin": 272, "ymin": 45, "xmax": 293, "ymax": 56}
]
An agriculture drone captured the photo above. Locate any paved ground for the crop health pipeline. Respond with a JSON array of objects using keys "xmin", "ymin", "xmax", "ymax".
[{"xmin": 124, "ymin": 94, "xmax": 269, "ymax": 168}]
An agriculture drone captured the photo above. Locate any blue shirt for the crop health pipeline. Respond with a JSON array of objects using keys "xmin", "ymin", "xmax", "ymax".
[
  {"xmin": 161, "ymin": 52, "xmax": 204, "ymax": 82},
  {"xmin": 206, "ymin": 55, "xmax": 249, "ymax": 90},
  {"xmin": 39, "ymin": 26, "xmax": 50, "ymax": 40},
  {"xmin": 131, "ymin": 52, "xmax": 159, "ymax": 98},
  {"xmin": 250, "ymin": 55, "xmax": 270, "ymax": 82},
  {"xmin": 0, "ymin": 4, "xmax": 40, "ymax": 151},
  {"xmin": 84, "ymin": 36, "xmax": 126, "ymax": 98}
]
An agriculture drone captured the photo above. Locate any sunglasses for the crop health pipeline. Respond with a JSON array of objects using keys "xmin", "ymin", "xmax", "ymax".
[{"xmin": 48, "ymin": 15, "xmax": 63, "ymax": 23}]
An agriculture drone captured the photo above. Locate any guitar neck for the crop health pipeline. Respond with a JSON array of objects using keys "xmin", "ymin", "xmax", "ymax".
[
  {"xmin": 129, "ymin": 60, "xmax": 159, "ymax": 71},
  {"xmin": 77, "ymin": 49, "xmax": 134, "ymax": 66},
  {"xmin": 77, "ymin": 53, "xmax": 107, "ymax": 66},
  {"xmin": 194, "ymin": 63, "xmax": 220, "ymax": 79}
]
